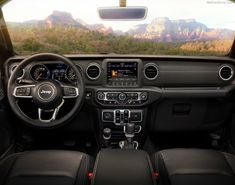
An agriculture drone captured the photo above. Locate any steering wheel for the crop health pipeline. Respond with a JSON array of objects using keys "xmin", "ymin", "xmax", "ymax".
[{"xmin": 7, "ymin": 53, "xmax": 85, "ymax": 128}]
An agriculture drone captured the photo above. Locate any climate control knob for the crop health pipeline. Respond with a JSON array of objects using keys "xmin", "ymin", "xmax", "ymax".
[
  {"xmin": 140, "ymin": 92, "xmax": 148, "ymax": 101},
  {"xmin": 97, "ymin": 92, "xmax": 105, "ymax": 100},
  {"xmin": 118, "ymin": 93, "xmax": 127, "ymax": 101}
]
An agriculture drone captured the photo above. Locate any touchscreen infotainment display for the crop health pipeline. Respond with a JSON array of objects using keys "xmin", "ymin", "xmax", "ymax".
[{"xmin": 107, "ymin": 62, "xmax": 138, "ymax": 86}]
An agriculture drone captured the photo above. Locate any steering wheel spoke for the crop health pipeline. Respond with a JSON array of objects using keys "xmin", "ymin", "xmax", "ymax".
[
  {"xmin": 13, "ymin": 84, "xmax": 35, "ymax": 98},
  {"xmin": 62, "ymin": 85, "xmax": 79, "ymax": 98},
  {"xmin": 38, "ymin": 99, "xmax": 64, "ymax": 123}
]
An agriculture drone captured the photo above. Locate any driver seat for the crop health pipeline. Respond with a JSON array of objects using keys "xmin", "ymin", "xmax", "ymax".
[{"xmin": 0, "ymin": 150, "xmax": 92, "ymax": 185}]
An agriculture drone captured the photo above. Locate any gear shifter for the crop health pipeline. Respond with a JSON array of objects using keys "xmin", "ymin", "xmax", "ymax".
[
  {"xmin": 119, "ymin": 123, "xmax": 139, "ymax": 149},
  {"xmin": 103, "ymin": 128, "xmax": 111, "ymax": 148},
  {"xmin": 125, "ymin": 122, "xmax": 135, "ymax": 143}
]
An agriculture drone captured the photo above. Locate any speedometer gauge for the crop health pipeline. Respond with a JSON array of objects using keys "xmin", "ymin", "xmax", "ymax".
[{"xmin": 30, "ymin": 64, "xmax": 50, "ymax": 81}]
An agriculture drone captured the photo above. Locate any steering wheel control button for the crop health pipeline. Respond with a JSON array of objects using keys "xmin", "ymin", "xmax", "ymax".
[
  {"xmin": 15, "ymin": 87, "xmax": 31, "ymax": 97},
  {"xmin": 38, "ymin": 84, "xmax": 55, "ymax": 100},
  {"xmin": 102, "ymin": 111, "xmax": 114, "ymax": 122},
  {"xmin": 63, "ymin": 87, "xmax": 77, "ymax": 97}
]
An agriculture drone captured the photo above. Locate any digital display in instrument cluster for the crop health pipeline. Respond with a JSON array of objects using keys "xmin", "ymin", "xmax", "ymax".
[
  {"xmin": 50, "ymin": 63, "xmax": 67, "ymax": 81},
  {"xmin": 107, "ymin": 62, "xmax": 138, "ymax": 86}
]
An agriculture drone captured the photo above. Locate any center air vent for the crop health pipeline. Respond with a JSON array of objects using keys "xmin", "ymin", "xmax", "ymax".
[
  {"xmin": 219, "ymin": 65, "xmax": 233, "ymax": 81},
  {"xmin": 86, "ymin": 63, "xmax": 101, "ymax": 80},
  {"xmin": 144, "ymin": 63, "xmax": 159, "ymax": 80}
]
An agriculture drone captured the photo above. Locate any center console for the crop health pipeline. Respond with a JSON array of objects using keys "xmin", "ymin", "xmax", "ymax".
[
  {"xmin": 100, "ymin": 108, "xmax": 146, "ymax": 149},
  {"xmin": 91, "ymin": 149, "xmax": 156, "ymax": 185},
  {"xmin": 94, "ymin": 59, "xmax": 160, "ymax": 149}
]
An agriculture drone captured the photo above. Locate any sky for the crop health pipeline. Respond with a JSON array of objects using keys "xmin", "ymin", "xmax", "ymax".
[{"xmin": 2, "ymin": 0, "xmax": 235, "ymax": 31}]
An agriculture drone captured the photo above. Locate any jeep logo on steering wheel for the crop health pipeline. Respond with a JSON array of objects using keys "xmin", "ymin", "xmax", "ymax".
[
  {"xmin": 40, "ymin": 90, "xmax": 52, "ymax": 95},
  {"xmin": 38, "ymin": 84, "xmax": 55, "ymax": 100}
]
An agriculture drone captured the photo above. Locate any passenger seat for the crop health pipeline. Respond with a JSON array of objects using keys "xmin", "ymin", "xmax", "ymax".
[{"xmin": 153, "ymin": 149, "xmax": 235, "ymax": 185}]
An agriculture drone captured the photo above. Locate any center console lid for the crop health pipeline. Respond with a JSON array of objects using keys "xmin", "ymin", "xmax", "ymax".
[{"xmin": 91, "ymin": 149, "xmax": 156, "ymax": 185}]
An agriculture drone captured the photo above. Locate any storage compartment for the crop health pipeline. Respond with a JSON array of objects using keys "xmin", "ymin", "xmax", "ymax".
[
  {"xmin": 91, "ymin": 149, "xmax": 156, "ymax": 185},
  {"xmin": 150, "ymin": 98, "xmax": 233, "ymax": 132}
]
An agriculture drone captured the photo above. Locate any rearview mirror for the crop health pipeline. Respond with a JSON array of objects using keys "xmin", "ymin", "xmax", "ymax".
[{"xmin": 98, "ymin": 7, "xmax": 148, "ymax": 20}]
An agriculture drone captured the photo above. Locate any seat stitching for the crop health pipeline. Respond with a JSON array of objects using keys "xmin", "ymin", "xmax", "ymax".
[
  {"xmin": 90, "ymin": 151, "xmax": 101, "ymax": 185},
  {"xmin": 145, "ymin": 151, "xmax": 157, "ymax": 185},
  {"xmin": 74, "ymin": 154, "xmax": 84, "ymax": 185},
  {"xmin": 158, "ymin": 152, "xmax": 172, "ymax": 185},
  {"xmin": 84, "ymin": 154, "xmax": 89, "ymax": 185}
]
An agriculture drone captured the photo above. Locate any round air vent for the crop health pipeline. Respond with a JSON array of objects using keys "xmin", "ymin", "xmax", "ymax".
[
  {"xmin": 86, "ymin": 63, "xmax": 101, "ymax": 80},
  {"xmin": 144, "ymin": 63, "xmax": 159, "ymax": 80},
  {"xmin": 219, "ymin": 65, "xmax": 233, "ymax": 81}
]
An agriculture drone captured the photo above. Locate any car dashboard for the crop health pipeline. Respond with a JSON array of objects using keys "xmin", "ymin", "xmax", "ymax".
[
  {"xmin": 4, "ymin": 54, "xmax": 235, "ymax": 147},
  {"xmin": 5, "ymin": 54, "xmax": 235, "ymax": 96}
]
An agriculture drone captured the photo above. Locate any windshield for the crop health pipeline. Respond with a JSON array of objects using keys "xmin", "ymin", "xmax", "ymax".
[{"xmin": 2, "ymin": 0, "xmax": 235, "ymax": 56}]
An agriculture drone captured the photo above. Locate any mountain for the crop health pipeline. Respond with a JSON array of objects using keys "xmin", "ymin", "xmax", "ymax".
[
  {"xmin": 44, "ymin": 11, "xmax": 86, "ymax": 29},
  {"xmin": 7, "ymin": 11, "xmax": 235, "ymax": 43},
  {"xmin": 128, "ymin": 24, "xmax": 148, "ymax": 35},
  {"xmin": 86, "ymin": 24, "xmax": 113, "ymax": 34},
  {"xmin": 128, "ymin": 17, "xmax": 235, "ymax": 42}
]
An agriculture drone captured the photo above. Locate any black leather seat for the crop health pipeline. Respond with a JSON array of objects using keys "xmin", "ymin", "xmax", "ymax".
[
  {"xmin": 92, "ymin": 149, "xmax": 156, "ymax": 185},
  {"xmin": 0, "ymin": 150, "xmax": 92, "ymax": 185},
  {"xmin": 153, "ymin": 149, "xmax": 235, "ymax": 185}
]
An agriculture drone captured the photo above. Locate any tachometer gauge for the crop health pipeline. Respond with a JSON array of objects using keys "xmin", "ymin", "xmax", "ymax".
[
  {"xmin": 30, "ymin": 64, "xmax": 50, "ymax": 81},
  {"xmin": 66, "ymin": 67, "xmax": 78, "ymax": 82}
]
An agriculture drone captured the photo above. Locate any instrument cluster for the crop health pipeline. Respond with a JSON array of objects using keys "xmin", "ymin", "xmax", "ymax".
[{"xmin": 30, "ymin": 63, "xmax": 78, "ymax": 83}]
